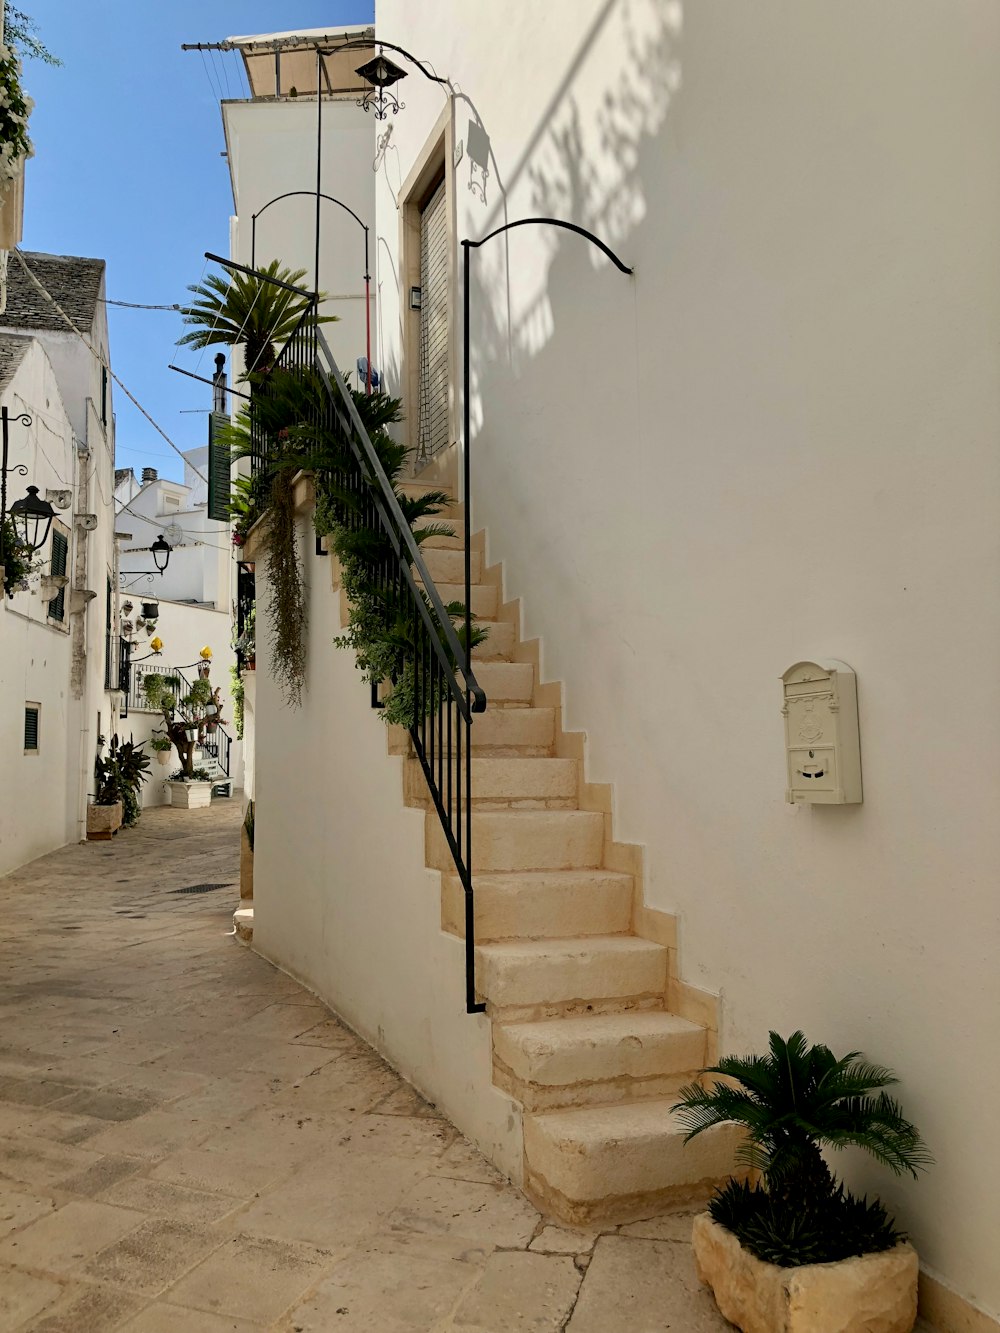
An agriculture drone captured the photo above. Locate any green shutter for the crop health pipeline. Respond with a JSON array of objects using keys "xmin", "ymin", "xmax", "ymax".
[
  {"xmin": 48, "ymin": 530, "xmax": 68, "ymax": 622},
  {"xmin": 207, "ymin": 413, "xmax": 231, "ymax": 523}
]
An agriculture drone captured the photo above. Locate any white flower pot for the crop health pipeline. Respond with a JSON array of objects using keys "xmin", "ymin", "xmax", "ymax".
[
  {"xmin": 156, "ymin": 750, "xmax": 171, "ymax": 766},
  {"xmin": 166, "ymin": 780, "xmax": 213, "ymax": 810},
  {"xmin": 691, "ymin": 1214, "xmax": 918, "ymax": 1333}
]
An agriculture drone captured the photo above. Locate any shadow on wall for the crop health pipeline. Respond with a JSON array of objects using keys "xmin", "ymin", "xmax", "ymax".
[{"xmin": 466, "ymin": 0, "xmax": 682, "ymax": 513}]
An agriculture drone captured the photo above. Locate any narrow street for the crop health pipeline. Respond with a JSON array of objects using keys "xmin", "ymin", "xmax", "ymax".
[{"xmin": 0, "ymin": 806, "xmax": 812, "ymax": 1330}]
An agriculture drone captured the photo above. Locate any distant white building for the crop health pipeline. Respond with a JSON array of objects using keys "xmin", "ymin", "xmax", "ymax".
[
  {"xmin": 114, "ymin": 433, "xmax": 243, "ymax": 800},
  {"xmin": 0, "ymin": 252, "xmax": 119, "ymax": 872}
]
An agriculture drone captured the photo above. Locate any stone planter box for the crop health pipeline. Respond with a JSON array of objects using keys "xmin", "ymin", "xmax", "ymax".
[
  {"xmin": 692, "ymin": 1213, "xmax": 918, "ymax": 1333},
  {"xmin": 87, "ymin": 801, "xmax": 123, "ymax": 840},
  {"xmin": 166, "ymin": 780, "xmax": 213, "ymax": 810}
]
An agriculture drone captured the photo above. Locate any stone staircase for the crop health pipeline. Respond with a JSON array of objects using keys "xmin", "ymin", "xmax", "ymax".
[{"xmin": 331, "ymin": 483, "xmax": 741, "ymax": 1227}]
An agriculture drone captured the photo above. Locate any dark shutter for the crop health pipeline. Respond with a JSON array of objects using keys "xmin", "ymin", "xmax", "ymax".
[
  {"xmin": 207, "ymin": 412, "xmax": 231, "ymax": 523},
  {"xmin": 24, "ymin": 707, "xmax": 39, "ymax": 751},
  {"xmin": 104, "ymin": 576, "xmax": 113, "ymax": 687},
  {"xmin": 48, "ymin": 530, "xmax": 69, "ymax": 622}
]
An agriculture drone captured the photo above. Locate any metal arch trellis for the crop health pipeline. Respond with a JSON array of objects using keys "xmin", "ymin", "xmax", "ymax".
[{"xmin": 250, "ymin": 189, "xmax": 373, "ymax": 395}]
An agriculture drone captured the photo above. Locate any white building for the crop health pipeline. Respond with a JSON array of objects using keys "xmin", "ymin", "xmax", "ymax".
[
  {"xmin": 201, "ymin": 10, "xmax": 1000, "ymax": 1329},
  {"xmin": 0, "ymin": 252, "xmax": 119, "ymax": 873},
  {"xmin": 114, "ymin": 445, "xmax": 243, "ymax": 800}
]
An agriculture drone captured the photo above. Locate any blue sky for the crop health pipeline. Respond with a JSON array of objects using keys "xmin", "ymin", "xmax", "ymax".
[{"xmin": 21, "ymin": 2, "xmax": 374, "ymax": 481}]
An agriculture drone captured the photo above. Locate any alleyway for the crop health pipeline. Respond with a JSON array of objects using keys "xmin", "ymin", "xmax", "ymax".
[{"xmin": 0, "ymin": 804, "xmax": 924, "ymax": 1331}]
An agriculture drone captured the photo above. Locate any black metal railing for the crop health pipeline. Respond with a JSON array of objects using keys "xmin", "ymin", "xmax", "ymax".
[{"xmin": 234, "ymin": 255, "xmax": 487, "ymax": 1013}]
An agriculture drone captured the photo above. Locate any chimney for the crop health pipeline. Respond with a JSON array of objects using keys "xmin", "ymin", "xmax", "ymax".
[{"xmin": 141, "ymin": 467, "xmax": 158, "ymax": 484}]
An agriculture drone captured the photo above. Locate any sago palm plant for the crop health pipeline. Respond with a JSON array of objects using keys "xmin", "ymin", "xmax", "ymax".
[
  {"xmin": 673, "ymin": 1031, "xmax": 931, "ymax": 1267},
  {"xmin": 176, "ymin": 260, "xmax": 336, "ymax": 376}
]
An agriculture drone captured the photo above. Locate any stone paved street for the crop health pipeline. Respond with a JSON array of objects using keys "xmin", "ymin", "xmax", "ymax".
[{"xmin": 0, "ymin": 804, "xmax": 934, "ymax": 1331}]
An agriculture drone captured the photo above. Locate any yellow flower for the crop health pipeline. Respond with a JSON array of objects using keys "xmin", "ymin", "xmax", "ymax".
[
  {"xmin": 200, "ymin": 646, "xmax": 213, "ymax": 659},
  {"xmin": 149, "ymin": 637, "xmax": 163, "ymax": 652}
]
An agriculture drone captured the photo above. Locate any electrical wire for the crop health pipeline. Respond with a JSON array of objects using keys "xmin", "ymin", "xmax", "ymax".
[
  {"xmin": 100, "ymin": 298, "xmax": 180, "ymax": 311},
  {"xmin": 13, "ymin": 249, "xmax": 210, "ymax": 486}
]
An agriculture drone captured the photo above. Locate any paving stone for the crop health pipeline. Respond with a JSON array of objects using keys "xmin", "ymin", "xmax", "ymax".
[
  {"xmin": 433, "ymin": 1136, "xmax": 508, "ymax": 1186},
  {"xmin": 98, "ymin": 1175, "xmax": 244, "ymax": 1224},
  {"xmin": 0, "ymin": 1134, "xmax": 106, "ymax": 1188},
  {"xmin": 83, "ymin": 1108, "xmax": 216, "ymax": 1161},
  {"xmin": 0, "ymin": 1184, "xmax": 59, "ymax": 1239},
  {"xmin": 0, "ymin": 1198, "xmax": 144, "ymax": 1273},
  {"xmin": 0, "ymin": 1264, "xmax": 64, "ymax": 1327},
  {"xmin": 618, "ymin": 1207, "xmax": 702, "ymax": 1243},
  {"xmin": 55, "ymin": 1087, "xmax": 161, "ymax": 1122},
  {"xmin": 384, "ymin": 1176, "xmax": 540, "ymax": 1249},
  {"xmin": 286, "ymin": 1246, "xmax": 480, "ymax": 1331},
  {"xmin": 83, "ymin": 1217, "xmax": 223, "ymax": 1296},
  {"xmin": 566, "ymin": 1234, "xmax": 732, "ymax": 1331},
  {"xmin": 229, "ymin": 1152, "xmax": 429, "ymax": 1250},
  {"xmin": 163, "ymin": 1232, "xmax": 337, "ymax": 1323},
  {"xmin": 57, "ymin": 1153, "xmax": 146, "ymax": 1197},
  {"xmin": 374, "ymin": 1082, "xmax": 443, "ymax": 1118},
  {"xmin": 529, "ymin": 1223, "xmax": 601, "ymax": 1255},
  {"xmin": 0, "ymin": 1074, "xmax": 83, "ymax": 1106},
  {"xmin": 29, "ymin": 1281, "xmax": 146, "ymax": 1332},
  {"xmin": 118, "ymin": 1304, "xmax": 262, "ymax": 1332},
  {"xmin": 451, "ymin": 1250, "xmax": 582, "ymax": 1330}
]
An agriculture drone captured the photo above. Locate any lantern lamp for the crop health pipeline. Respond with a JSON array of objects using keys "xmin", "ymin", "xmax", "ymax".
[
  {"xmin": 356, "ymin": 52, "xmax": 407, "ymax": 119},
  {"xmin": 150, "ymin": 535, "xmax": 171, "ymax": 572},
  {"xmin": 10, "ymin": 486, "xmax": 55, "ymax": 554}
]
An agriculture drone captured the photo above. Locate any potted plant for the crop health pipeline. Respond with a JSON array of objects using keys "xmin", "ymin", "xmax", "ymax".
[
  {"xmin": 673, "ymin": 1031, "xmax": 930, "ymax": 1333},
  {"xmin": 88, "ymin": 736, "xmax": 151, "ymax": 837},
  {"xmin": 150, "ymin": 734, "xmax": 173, "ymax": 766}
]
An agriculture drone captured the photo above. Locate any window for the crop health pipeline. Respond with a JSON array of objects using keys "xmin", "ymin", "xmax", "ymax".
[
  {"xmin": 47, "ymin": 529, "xmax": 69, "ymax": 622},
  {"xmin": 24, "ymin": 705, "xmax": 39, "ymax": 753}
]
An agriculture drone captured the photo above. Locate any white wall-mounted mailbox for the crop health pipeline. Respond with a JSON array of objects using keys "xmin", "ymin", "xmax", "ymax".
[{"xmin": 781, "ymin": 660, "xmax": 862, "ymax": 805}]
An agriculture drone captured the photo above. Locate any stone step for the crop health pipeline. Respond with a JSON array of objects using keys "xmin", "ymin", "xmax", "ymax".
[
  {"xmin": 420, "ymin": 546, "xmax": 483, "ymax": 585},
  {"xmin": 425, "ymin": 810, "xmax": 604, "ymax": 874},
  {"xmin": 424, "ymin": 581, "xmax": 497, "ymax": 618},
  {"xmin": 418, "ymin": 515, "xmax": 464, "ymax": 549},
  {"xmin": 471, "ymin": 620, "xmax": 516, "ymax": 661},
  {"xmin": 441, "ymin": 869, "xmax": 633, "ymax": 942},
  {"xmin": 471, "ymin": 708, "xmax": 554, "ymax": 754},
  {"xmin": 493, "ymin": 1011, "xmax": 707, "ymax": 1112},
  {"xmin": 471, "ymin": 661, "xmax": 534, "ymax": 704},
  {"xmin": 406, "ymin": 757, "xmax": 577, "ymax": 808},
  {"xmin": 398, "ymin": 481, "xmax": 455, "ymax": 501},
  {"xmin": 233, "ymin": 903, "xmax": 254, "ymax": 946},
  {"xmin": 523, "ymin": 1101, "xmax": 743, "ymax": 1227},
  {"xmin": 474, "ymin": 935, "xmax": 667, "ymax": 1020}
]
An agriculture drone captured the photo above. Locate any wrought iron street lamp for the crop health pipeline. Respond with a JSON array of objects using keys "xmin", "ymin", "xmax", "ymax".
[
  {"xmin": 120, "ymin": 536, "xmax": 172, "ymax": 583},
  {"xmin": 0, "ymin": 406, "xmax": 54, "ymax": 569},
  {"xmin": 355, "ymin": 52, "xmax": 407, "ymax": 119}
]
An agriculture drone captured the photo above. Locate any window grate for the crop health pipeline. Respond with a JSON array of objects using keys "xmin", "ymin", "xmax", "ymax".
[
  {"xmin": 24, "ymin": 706, "xmax": 39, "ymax": 751},
  {"xmin": 169, "ymin": 882, "xmax": 231, "ymax": 896}
]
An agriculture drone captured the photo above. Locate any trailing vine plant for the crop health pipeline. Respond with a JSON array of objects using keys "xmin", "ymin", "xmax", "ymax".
[{"xmin": 0, "ymin": 31, "xmax": 32, "ymax": 190}]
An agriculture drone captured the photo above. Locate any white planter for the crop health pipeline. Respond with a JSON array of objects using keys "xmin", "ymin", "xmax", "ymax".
[
  {"xmin": 166, "ymin": 780, "xmax": 213, "ymax": 810},
  {"xmin": 156, "ymin": 750, "xmax": 172, "ymax": 766},
  {"xmin": 692, "ymin": 1214, "xmax": 918, "ymax": 1333}
]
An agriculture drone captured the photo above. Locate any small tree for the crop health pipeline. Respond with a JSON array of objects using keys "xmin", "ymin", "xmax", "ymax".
[{"xmin": 142, "ymin": 674, "xmax": 223, "ymax": 779}]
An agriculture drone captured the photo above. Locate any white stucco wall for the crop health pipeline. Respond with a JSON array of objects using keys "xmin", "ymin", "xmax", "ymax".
[
  {"xmin": 373, "ymin": 0, "xmax": 1000, "ymax": 1320},
  {"xmin": 119, "ymin": 596, "xmax": 244, "ymax": 806},
  {"xmin": 252, "ymin": 530, "xmax": 522, "ymax": 1180},
  {"xmin": 223, "ymin": 96, "xmax": 376, "ymax": 385},
  {"xmin": 0, "ymin": 334, "xmax": 118, "ymax": 869}
]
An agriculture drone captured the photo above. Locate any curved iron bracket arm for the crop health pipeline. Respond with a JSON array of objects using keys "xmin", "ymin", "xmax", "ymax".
[{"xmin": 465, "ymin": 217, "xmax": 633, "ymax": 275}]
